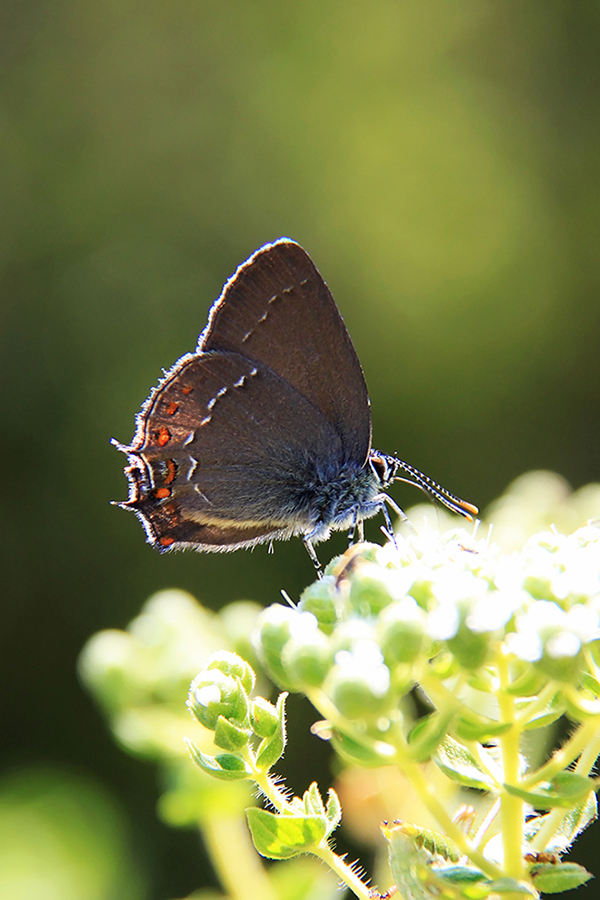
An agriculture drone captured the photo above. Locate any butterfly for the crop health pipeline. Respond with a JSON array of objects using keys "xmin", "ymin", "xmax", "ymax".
[{"xmin": 113, "ymin": 239, "xmax": 477, "ymax": 569}]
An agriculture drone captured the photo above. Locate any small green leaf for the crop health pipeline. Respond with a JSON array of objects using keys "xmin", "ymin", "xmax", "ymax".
[
  {"xmin": 504, "ymin": 772, "xmax": 594, "ymax": 809},
  {"xmin": 304, "ymin": 782, "xmax": 325, "ymax": 817},
  {"xmin": 407, "ymin": 710, "xmax": 455, "ymax": 762},
  {"xmin": 185, "ymin": 739, "xmax": 250, "ymax": 781},
  {"xmin": 435, "ymin": 866, "xmax": 492, "ymax": 898},
  {"xmin": 434, "ymin": 736, "xmax": 496, "ymax": 791},
  {"xmin": 517, "ymin": 692, "xmax": 565, "ymax": 731},
  {"xmin": 455, "ymin": 712, "xmax": 511, "ymax": 742},
  {"xmin": 255, "ymin": 692, "xmax": 287, "ymax": 771},
  {"xmin": 579, "ymin": 672, "xmax": 600, "ymax": 697},
  {"xmin": 325, "ymin": 788, "xmax": 342, "ymax": 834},
  {"xmin": 330, "ymin": 729, "xmax": 389, "ymax": 767},
  {"xmin": 250, "ymin": 697, "xmax": 279, "ymax": 738},
  {"xmin": 522, "ymin": 708, "xmax": 565, "ymax": 731},
  {"xmin": 246, "ymin": 808, "xmax": 327, "ymax": 859},
  {"xmin": 486, "ymin": 877, "xmax": 537, "ymax": 896},
  {"xmin": 555, "ymin": 791, "xmax": 598, "ymax": 845},
  {"xmin": 437, "ymin": 866, "xmax": 489, "ymax": 885},
  {"xmin": 531, "ymin": 862, "xmax": 593, "ymax": 893},
  {"xmin": 383, "ymin": 820, "xmax": 462, "ymax": 865},
  {"xmin": 505, "ymin": 667, "xmax": 548, "ymax": 697},
  {"xmin": 214, "ymin": 715, "xmax": 251, "ymax": 752}
]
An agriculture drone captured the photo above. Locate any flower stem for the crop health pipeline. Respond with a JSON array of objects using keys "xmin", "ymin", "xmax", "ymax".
[{"xmin": 497, "ymin": 652, "xmax": 525, "ymax": 881}]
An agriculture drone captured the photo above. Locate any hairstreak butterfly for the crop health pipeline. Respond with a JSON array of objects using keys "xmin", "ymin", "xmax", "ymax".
[{"xmin": 113, "ymin": 239, "xmax": 477, "ymax": 570}]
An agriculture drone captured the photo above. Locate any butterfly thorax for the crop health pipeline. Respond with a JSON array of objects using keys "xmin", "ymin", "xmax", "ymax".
[{"xmin": 287, "ymin": 455, "xmax": 384, "ymax": 543}]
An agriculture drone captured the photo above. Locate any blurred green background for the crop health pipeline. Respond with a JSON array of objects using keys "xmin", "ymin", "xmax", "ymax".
[{"xmin": 2, "ymin": 1, "xmax": 600, "ymax": 897}]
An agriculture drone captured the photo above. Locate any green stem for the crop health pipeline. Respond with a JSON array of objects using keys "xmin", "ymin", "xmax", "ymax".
[
  {"xmin": 312, "ymin": 843, "xmax": 373, "ymax": 900},
  {"xmin": 400, "ymin": 757, "xmax": 502, "ymax": 879},
  {"xmin": 520, "ymin": 718, "xmax": 600, "ymax": 788},
  {"xmin": 202, "ymin": 814, "xmax": 278, "ymax": 900},
  {"xmin": 513, "ymin": 682, "xmax": 559, "ymax": 727},
  {"xmin": 497, "ymin": 652, "xmax": 525, "ymax": 881}
]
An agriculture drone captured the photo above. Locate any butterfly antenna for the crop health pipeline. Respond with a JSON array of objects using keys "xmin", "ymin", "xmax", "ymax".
[{"xmin": 383, "ymin": 455, "xmax": 478, "ymax": 521}]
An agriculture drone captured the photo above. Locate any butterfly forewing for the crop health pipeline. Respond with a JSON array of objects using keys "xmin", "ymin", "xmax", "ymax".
[{"xmin": 200, "ymin": 240, "xmax": 372, "ymax": 466}]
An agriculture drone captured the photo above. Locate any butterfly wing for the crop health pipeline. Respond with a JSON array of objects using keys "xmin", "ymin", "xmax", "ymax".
[
  {"xmin": 200, "ymin": 239, "xmax": 372, "ymax": 466},
  {"xmin": 120, "ymin": 350, "xmax": 344, "ymax": 551}
]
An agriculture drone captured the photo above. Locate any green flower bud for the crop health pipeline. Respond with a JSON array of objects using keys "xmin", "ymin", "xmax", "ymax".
[
  {"xmin": 298, "ymin": 577, "xmax": 340, "ymax": 634},
  {"xmin": 446, "ymin": 623, "xmax": 491, "ymax": 671},
  {"xmin": 535, "ymin": 644, "xmax": 583, "ymax": 683},
  {"xmin": 187, "ymin": 670, "xmax": 249, "ymax": 730},
  {"xmin": 255, "ymin": 606, "xmax": 320, "ymax": 690},
  {"xmin": 206, "ymin": 651, "xmax": 256, "ymax": 695},
  {"xmin": 250, "ymin": 697, "xmax": 279, "ymax": 738},
  {"xmin": 281, "ymin": 628, "xmax": 332, "ymax": 687},
  {"xmin": 378, "ymin": 597, "xmax": 427, "ymax": 665},
  {"xmin": 324, "ymin": 642, "xmax": 393, "ymax": 720},
  {"xmin": 348, "ymin": 564, "xmax": 412, "ymax": 617}
]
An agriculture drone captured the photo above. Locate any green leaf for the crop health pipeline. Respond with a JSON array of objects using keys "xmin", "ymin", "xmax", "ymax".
[
  {"xmin": 486, "ymin": 878, "xmax": 537, "ymax": 897},
  {"xmin": 525, "ymin": 792, "xmax": 598, "ymax": 851},
  {"xmin": 304, "ymin": 782, "xmax": 325, "ymax": 817},
  {"xmin": 407, "ymin": 711, "xmax": 454, "ymax": 761},
  {"xmin": 505, "ymin": 667, "xmax": 548, "ymax": 697},
  {"xmin": 250, "ymin": 697, "xmax": 279, "ymax": 738},
  {"xmin": 455, "ymin": 712, "xmax": 511, "ymax": 742},
  {"xmin": 255, "ymin": 692, "xmax": 287, "ymax": 771},
  {"xmin": 517, "ymin": 692, "xmax": 565, "ymax": 731},
  {"xmin": 384, "ymin": 820, "xmax": 462, "ymax": 865},
  {"xmin": 434, "ymin": 735, "xmax": 496, "ymax": 791},
  {"xmin": 330, "ymin": 728, "xmax": 389, "ymax": 767},
  {"xmin": 504, "ymin": 772, "xmax": 594, "ymax": 809},
  {"xmin": 213, "ymin": 715, "xmax": 251, "ymax": 752},
  {"xmin": 531, "ymin": 862, "xmax": 593, "ymax": 893},
  {"xmin": 185, "ymin": 739, "xmax": 250, "ymax": 781},
  {"xmin": 555, "ymin": 791, "xmax": 598, "ymax": 845},
  {"xmin": 325, "ymin": 789, "xmax": 342, "ymax": 834},
  {"xmin": 579, "ymin": 672, "xmax": 600, "ymax": 697},
  {"xmin": 246, "ymin": 808, "xmax": 327, "ymax": 859}
]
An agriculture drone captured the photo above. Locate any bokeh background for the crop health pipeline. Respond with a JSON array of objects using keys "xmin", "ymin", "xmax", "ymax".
[{"xmin": 2, "ymin": 2, "xmax": 600, "ymax": 897}]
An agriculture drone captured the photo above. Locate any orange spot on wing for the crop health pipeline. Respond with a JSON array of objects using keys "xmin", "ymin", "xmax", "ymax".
[
  {"xmin": 164, "ymin": 459, "xmax": 177, "ymax": 485},
  {"xmin": 158, "ymin": 536, "xmax": 175, "ymax": 547},
  {"xmin": 180, "ymin": 384, "xmax": 193, "ymax": 394},
  {"xmin": 154, "ymin": 487, "xmax": 171, "ymax": 499},
  {"xmin": 156, "ymin": 427, "xmax": 171, "ymax": 447},
  {"xmin": 166, "ymin": 401, "xmax": 179, "ymax": 416}
]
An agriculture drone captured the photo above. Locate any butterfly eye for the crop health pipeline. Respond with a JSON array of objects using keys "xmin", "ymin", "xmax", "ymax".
[{"xmin": 369, "ymin": 453, "xmax": 391, "ymax": 485}]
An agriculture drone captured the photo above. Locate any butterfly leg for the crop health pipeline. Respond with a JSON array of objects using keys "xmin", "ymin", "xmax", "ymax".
[
  {"xmin": 346, "ymin": 513, "xmax": 365, "ymax": 546},
  {"xmin": 303, "ymin": 537, "xmax": 323, "ymax": 578},
  {"xmin": 347, "ymin": 509, "xmax": 359, "ymax": 547},
  {"xmin": 381, "ymin": 496, "xmax": 406, "ymax": 549}
]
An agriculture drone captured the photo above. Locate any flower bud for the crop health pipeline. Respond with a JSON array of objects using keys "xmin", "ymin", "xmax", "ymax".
[
  {"xmin": 281, "ymin": 628, "xmax": 332, "ymax": 687},
  {"xmin": 377, "ymin": 597, "xmax": 427, "ymax": 665},
  {"xmin": 299, "ymin": 577, "xmax": 340, "ymax": 634},
  {"xmin": 250, "ymin": 697, "xmax": 279, "ymax": 738},
  {"xmin": 348, "ymin": 564, "xmax": 412, "ymax": 617},
  {"xmin": 187, "ymin": 670, "xmax": 249, "ymax": 730},
  {"xmin": 206, "ymin": 651, "xmax": 255, "ymax": 695},
  {"xmin": 324, "ymin": 642, "xmax": 392, "ymax": 720}
]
